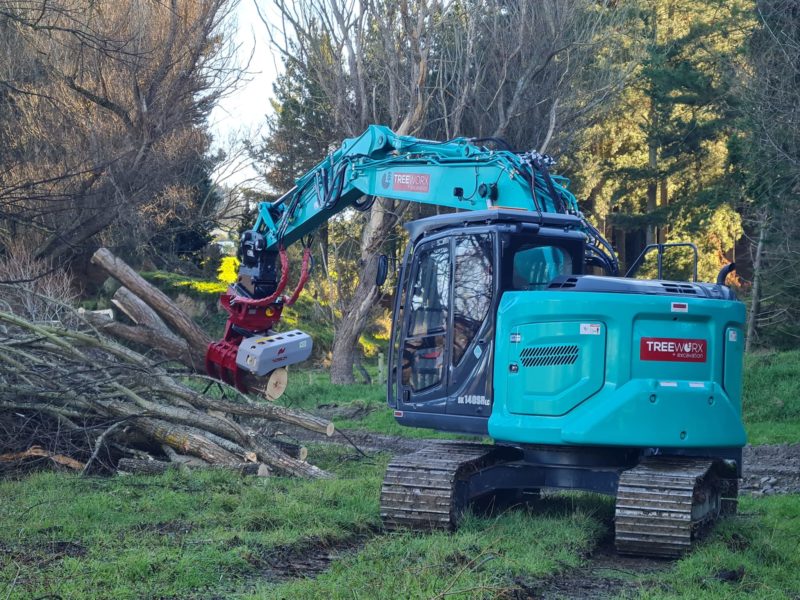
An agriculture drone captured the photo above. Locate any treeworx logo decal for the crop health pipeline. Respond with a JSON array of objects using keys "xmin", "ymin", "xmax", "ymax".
[
  {"xmin": 640, "ymin": 338, "xmax": 707, "ymax": 362},
  {"xmin": 380, "ymin": 171, "xmax": 430, "ymax": 193}
]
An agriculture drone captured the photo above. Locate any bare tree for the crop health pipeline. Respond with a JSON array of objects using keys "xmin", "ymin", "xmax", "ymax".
[
  {"xmin": 431, "ymin": 0, "xmax": 635, "ymax": 151},
  {"xmin": 261, "ymin": 0, "xmax": 635, "ymax": 382},
  {"xmin": 0, "ymin": 0, "xmax": 242, "ymax": 271}
]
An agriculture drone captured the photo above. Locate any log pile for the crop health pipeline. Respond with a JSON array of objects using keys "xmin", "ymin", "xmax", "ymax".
[{"xmin": 0, "ymin": 248, "xmax": 333, "ymax": 478}]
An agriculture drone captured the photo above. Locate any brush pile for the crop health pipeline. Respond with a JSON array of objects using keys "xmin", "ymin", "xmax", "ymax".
[{"xmin": 0, "ymin": 249, "xmax": 333, "ymax": 478}]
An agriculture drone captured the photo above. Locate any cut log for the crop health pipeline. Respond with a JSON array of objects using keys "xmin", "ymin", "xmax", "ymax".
[
  {"xmin": 264, "ymin": 367, "xmax": 288, "ymax": 401},
  {"xmin": 91, "ymin": 248, "xmax": 211, "ymax": 369},
  {"xmin": 247, "ymin": 434, "xmax": 332, "ymax": 479},
  {"xmin": 118, "ymin": 458, "xmax": 270, "ymax": 476},
  {"xmin": 117, "ymin": 415, "xmax": 241, "ymax": 465},
  {"xmin": 272, "ymin": 439, "xmax": 308, "ymax": 462}
]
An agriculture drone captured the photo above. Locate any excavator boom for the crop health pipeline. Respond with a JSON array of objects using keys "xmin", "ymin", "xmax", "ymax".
[{"xmin": 206, "ymin": 125, "xmax": 615, "ymax": 389}]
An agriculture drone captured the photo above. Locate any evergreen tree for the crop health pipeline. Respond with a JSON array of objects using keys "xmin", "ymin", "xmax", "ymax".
[{"xmin": 570, "ymin": 0, "xmax": 752, "ymax": 281}]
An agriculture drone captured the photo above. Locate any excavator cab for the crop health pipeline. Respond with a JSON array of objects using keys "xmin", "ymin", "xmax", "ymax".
[{"xmin": 387, "ymin": 209, "xmax": 587, "ymax": 434}]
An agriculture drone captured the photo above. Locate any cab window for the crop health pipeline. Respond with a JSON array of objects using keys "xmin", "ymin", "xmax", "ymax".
[
  {"xmin": 452, "ymin": 234, "xmax": 492, "ymax": 365},
  {"xmin": 402, "ymin": 241, "xmax": 450, "ymax": 392},
  {"xmin": 511, "ymin": 245, "xmax": 573, "ymax": 290}
]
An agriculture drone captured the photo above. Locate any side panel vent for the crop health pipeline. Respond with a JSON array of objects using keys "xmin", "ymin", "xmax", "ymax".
[
  {"xmin": 660, "ymin": 283, "xmax": 697, "ymax": 295},
  {"xmin": 520, "ymin": 345, "xmax": 579, "ymax": 367},
  {"xmin": 548, "ymin": 277, "xmax": 579, "ymax": 289}
]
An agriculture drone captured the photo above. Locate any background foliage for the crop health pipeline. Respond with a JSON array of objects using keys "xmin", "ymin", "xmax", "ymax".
[{"xmin": 1, "ymin": 0, "xmax": 799, "ymax": 376}]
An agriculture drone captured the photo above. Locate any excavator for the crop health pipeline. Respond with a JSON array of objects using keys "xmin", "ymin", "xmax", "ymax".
[{"xmin": 205, "ymin": 125, "xmax": 746, "ymax": 557}]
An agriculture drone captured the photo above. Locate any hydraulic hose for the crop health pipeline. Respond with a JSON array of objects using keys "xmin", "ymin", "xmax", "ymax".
[{"xmin": 283, "ymin": 246, "xmax": 313, "ymax": 306}]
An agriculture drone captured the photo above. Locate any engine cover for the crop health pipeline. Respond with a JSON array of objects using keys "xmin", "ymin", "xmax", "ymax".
[{"xmin": 235, "ymin": 330, "xmax": 313, "ymax": 376}]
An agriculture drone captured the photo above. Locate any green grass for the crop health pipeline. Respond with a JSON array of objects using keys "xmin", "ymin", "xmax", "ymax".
[
  {"xmin": 253, "ymin": 498, "xmax": 608, "ymax": 599},
  {"xmin": 2, "ymin": 463, "xmax": 798, "ymax": 599},
  {"xmin": 279, "ymin": 370, "xmax": 465, "ymax": 439},
  {"xmin": 635, "ymin": 494, "xmax": 800, "ymax": 599},
  {"xmin": 743, "ymin": 351, "xmax": 800, "ymax": 445},
  {"xmin": 0, "ymin": 447, "xmax": 385, "ymax": 599},
  {"xmin": 0, "ymin": 459, "xmax": 610, "ymax": 599}
]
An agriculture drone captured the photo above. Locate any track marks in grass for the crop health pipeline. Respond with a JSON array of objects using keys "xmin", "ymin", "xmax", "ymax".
[{"xmin": 250, "ymin": 499, "xmax": 609, "ymax": 600}]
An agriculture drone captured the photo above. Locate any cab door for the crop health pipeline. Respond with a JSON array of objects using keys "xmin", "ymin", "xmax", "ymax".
[
  {"xmin": 396, "ymin": 237, "xmax": 451, "ymax": 412},
  {"xmin": 446, "ymin": 233, "xmax": 496, "ymax": 417}
]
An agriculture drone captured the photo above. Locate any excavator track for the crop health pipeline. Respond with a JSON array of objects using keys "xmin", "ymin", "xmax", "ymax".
[
  {"xmin": 382, "ymin": 445, "xmax": 737, "ymax": 558},
  {"xmin": 380, "ymin": 441, "xmax": 505, "ymax": 531},
  {"xmin": 615, "ymin": 457, "xmax": 729, "ymax": 558}
]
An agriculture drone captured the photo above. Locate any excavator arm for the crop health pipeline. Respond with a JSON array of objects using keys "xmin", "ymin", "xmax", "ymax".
[{"xmin": 206, "ymin": 125, "xmax": 617, "ymax": 390}]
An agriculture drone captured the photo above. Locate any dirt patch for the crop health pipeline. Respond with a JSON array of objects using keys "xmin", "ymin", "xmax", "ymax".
[
  {"xmin": 742, "ymin": 443, "xmax": 800, "ymax": 495},
  {"xmin": 512, "ymin": 538, "xmax": 671, "ymax": 600},
  {"xmin": 244, "ymin": 535, "xmax": 369, "ymax": 582},
  {"xmin": 0, "ymin": 539, "xmax": 87, "ymax": 567}
]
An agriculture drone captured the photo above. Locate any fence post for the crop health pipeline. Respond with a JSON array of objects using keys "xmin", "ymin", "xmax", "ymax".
[{"xmin": 378, "ymin": 352, "xmax": 385, "ymax": 384}]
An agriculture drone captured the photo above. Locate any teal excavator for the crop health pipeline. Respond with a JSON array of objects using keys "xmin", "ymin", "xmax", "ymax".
[{"xmin": 205, "ymin": 125, "xmax": 746, "ymax": 557}]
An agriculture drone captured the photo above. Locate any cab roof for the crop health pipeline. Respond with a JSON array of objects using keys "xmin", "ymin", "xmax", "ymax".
[{"xmin": 404, "ymin": 209, "xmax": 581, "ymax": 242}]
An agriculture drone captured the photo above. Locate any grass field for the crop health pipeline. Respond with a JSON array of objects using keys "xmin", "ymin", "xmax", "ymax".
[
  {"xmin": 1, "ymin": 452, "xmax": 798, "ymax": 599},
  {"xmin": 742, "ymin": 351, "xmax": 800, "ymax": 445}
]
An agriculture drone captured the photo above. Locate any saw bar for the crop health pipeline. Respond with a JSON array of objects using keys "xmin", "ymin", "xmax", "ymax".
[
  {"xmin": 615, "ymin": 457, "xmax": 726, "ymax": 558},
  {"xmin": 380, "ymin": 442, "xmax": 503, "ymax": 531}
]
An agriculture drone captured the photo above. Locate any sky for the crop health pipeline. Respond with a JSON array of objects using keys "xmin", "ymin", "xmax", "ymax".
[{"xmin": 209, "ymin": 0, "xmax": 281, "ymax": 187}]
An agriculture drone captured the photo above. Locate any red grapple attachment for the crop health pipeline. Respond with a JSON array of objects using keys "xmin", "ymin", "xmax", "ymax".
[
  {"xmin": 205, "ymin": 246, "xmax": 313, "ymax": 392},
  {"xmin": 205, "ymin": 295, "xmax": 284, "ymax": 392}
]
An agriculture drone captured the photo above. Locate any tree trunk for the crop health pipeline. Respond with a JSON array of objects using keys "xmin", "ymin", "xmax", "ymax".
[
  {"xmin": 85, "ymin": 313, "xmax": 195, "ymax": 367},
  {"xmin": 123, "ymin": 416, "xmax": 241, "ymax": 465},
  {"xmin": 658, "ymin": 178, "xmax": 669, "ymax": 244},
  {"xmin": 646, "ymin": 10, "xmax": 659, "ymax": 247},
  {"xmin": 329, "ymin": 200, "xmax": 400, "ymax": 383},
  {"xmin": 746, "ymin": 212, "xmax": 767, "ymax": 353},
  {"xmin": 616, "ymin": 228, "xmax": 627, "ymax": 274},
  {"xmin": 112, "ymin": 286, "xmax": 177, "ymax": 338}
]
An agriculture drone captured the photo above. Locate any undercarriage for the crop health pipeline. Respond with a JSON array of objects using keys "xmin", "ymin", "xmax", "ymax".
[{"xmin": 380, "ymin": 441, "xmax": 739, "ymax": 558}]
